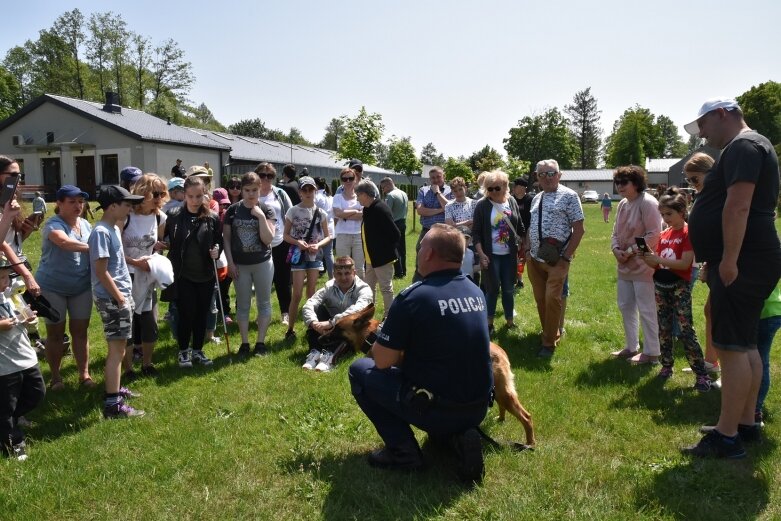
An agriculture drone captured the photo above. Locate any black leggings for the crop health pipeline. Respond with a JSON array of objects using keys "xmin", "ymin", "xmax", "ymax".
[
  {"xmin": 271, "ymin": 242, "xmax": 292, "ymax": 315},
  {"xmin": 176, "ymin": 278, "xmax": 214, "ymax": 352}
]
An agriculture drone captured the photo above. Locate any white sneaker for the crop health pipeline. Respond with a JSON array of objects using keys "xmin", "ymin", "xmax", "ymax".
[
  {"xmin": 302, "ymin": 349, "xmax": 320, "ymax": 370},
  {"xmin": 207, "ymin": 336, "xmax": 222, "ymax": 344},
  {"xmin": 282, "ymin": 313, "xmax": 290, "ymax": 327},
  {"xmin": 315, "ymin": 350, "xmax": 334, "ymax": 372}
]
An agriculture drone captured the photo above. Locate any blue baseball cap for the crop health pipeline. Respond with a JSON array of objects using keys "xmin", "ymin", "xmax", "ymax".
[
  {"xmin": 167, "ymin": 177, "xmax": 185, "ymax": 190},
  {"xmin": 56, "ymin": 185, "xmax": 89, "ymax": 200},
  {"xmin": 120, "ymin": 166, "xmax": 143, "ymax": 184}
]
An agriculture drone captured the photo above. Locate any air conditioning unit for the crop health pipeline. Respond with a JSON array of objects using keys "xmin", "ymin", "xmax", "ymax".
[{"xmin": 11, "ymin": 135, "xmax": 24, "ymax": 146}]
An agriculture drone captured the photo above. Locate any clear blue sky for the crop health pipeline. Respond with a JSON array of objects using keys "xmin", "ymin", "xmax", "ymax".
[{"xmin": 3, "ymin": 0, "xmax": 780, "ymax": 160}]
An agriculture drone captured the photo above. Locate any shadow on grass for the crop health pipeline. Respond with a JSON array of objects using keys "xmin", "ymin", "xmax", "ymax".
[
  {"xmin": 608, "ymin": 374, "xmax": 721, "ymax": 426},
  {"xmin": 499, "ymin": 331, "xmax": 555, "ymax": 373},
  {"xmin": 635, "ymin": 444, "xmax": 773, "ymax": 520},
  {"xmin": 281, "ymin": 440, "xmax": 479, "ymax": 520},
  {"xmin": 574, "ymin": 357, "xmax": 652, "ymax": 387}
]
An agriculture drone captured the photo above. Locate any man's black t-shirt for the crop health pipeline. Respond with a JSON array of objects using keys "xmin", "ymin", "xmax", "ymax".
[
  {"xmin": 689, "ymin": 130, "xmax": 781, "ymax": 263},
  {"xmin": 171, "ymin": 164, "xmax": 186, "ymax": 178},
  {"xmin": 376, "ymin": 269, "xmax": 493, "ymax": 404}
]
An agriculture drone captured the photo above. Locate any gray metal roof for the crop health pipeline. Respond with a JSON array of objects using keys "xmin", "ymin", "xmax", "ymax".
[
  {"xmin": 45, "ymin": 95, "xmax": 230, "ymax": 150},
  {"xmin": 560, "ymin": 169, "xmax": 615, "ymax": 181},
  {"xmin": 192, "ymin": 128, "xmax": 397, "ymax": 175}
]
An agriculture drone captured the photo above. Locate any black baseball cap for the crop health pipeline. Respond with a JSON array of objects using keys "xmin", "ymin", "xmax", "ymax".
[
  {"xmin": 348, "ymin": 159, "xmax": 363, "ymax": 170},
  {"xmin": 513, "ymin": 178, "xmax": 528, "ymax": 187},
  {"xmin": 98, "ymin": 185, "xmax": 144, "ymax": 209}
]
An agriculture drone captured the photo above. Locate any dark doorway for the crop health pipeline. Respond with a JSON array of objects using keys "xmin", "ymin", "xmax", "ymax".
[
  {"xmin": 75, "ymin": 156, "xmax": 96, "ymax": 197},
  {"xmin": 41, "ymin": 158, "xmax": 61, "ymax": 191}
]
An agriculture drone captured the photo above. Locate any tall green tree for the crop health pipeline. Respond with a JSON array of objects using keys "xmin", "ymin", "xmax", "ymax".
[
  {"xmin": 505, "ymin": 157, "xmax": 532, "ymax": 180},
  {"xmin": 737, "ymin": 81, "xmax": 781, "ymax": 147},
  {"xmin": 0, "ymin": 66, "xmax": 22, "ymax": 119},
  {"xmin": 151, "ymin": 38, "xmax": 194, "ymax": 103},
  {"xmin": 656, "ymin": 115, "xmax": 687, "ymax": 157},
  {"xmin": 604, "ymin": 105, "xmax": 664, "ymax": 167},
  {"xmin": 52, "ymin": 8, "xmax": 86, "ymax": 99},
  {"xmin": 318, "ymin": 117, "xmax": 345, "ymax": 151},
  {"xmin": 228, "ymin": 118, "xmax": 269, "ymax": 138},
  {"xmin": 685, "ymin": 134, "xmax": 704, "ymax": 155},
  {"xmin": 504, "ymin": 108, "xmax": 576, "ymax": 169},
  {"xmin": 565, "ymin": 87, "xmax": 602, "ymax": 169},
  {"xmin": 385, "ymin": 136, "xmax": 422, "ymax": 180},
  {"xmin": 287, "ymin": 127, "xmax": 312, "ymax": 146},
  {"xmin": 129, "ymin": 33, "xmax": 152, "ymax": 108},
  {"xmin": 443, "ymin": 156, "xmax": 474, "ymax": 183},
  {"xmin": 420, "ymin": 142, "xmax": 445, "ymax": 166},
  {"xmin": 468, "ymin": 145, "xmax": 504, "ymax": 172},
  {"xmin": 184, "ymin": 102, "xmax": 225, "ymax": 131},
  {"xmin": 336, "ymin": 106, "xmax": 385, "ymax": 165},
  {"xmin": 3, "ymin": 46, "xmax": 34, "ymax": 105},
  {"xmin": 29, "ymin": 30, "xmax": 77, "ymax": 98}
]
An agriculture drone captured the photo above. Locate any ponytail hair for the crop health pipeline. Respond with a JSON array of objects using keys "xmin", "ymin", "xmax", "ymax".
[
  {"xmin": 183, "ymin": 176, "xmax": 212, "ymax": 221},
  {"xmin": 658, "ymin": 186, "xmax": 688, "ymax": 220}
]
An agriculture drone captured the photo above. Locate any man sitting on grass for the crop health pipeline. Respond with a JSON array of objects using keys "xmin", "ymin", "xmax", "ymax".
[{"xmin": 301, "ymin": 256, "xmax": 372, "ymax": 372}]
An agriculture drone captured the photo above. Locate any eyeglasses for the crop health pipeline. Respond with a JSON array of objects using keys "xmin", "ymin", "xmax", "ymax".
[
  {"xmin": 538, "ymin": 171, "xmax": 558, "ymax": 178},
  {"xmin": 486, "ymin": 186, "xmax": 502, "ymax": 193},
  {"xmin": 257, "ymin": 173, "xmax": 275, "ymax": 180},
  {"xmin": 614, "ymin": 179, "xmax": 630, "ymax": 186},
  {"xmin": 341, "ymin": 176, "xmax": 355, "ymax": 182},
  {"xmin": 334, "ymin": 267, "xmax": 354, "ymax": 274},
  {"xmin": 152, "ymin": 191, "xmax": 166, "ymax": 198}
]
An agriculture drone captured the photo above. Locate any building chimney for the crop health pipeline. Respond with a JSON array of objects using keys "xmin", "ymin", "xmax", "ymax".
[{"xmin": 103, "ymin": 92, "xmax": 122, "ymax": 114}]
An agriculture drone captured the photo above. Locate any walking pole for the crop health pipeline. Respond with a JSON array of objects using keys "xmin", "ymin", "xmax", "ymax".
[{"xmin": 213, "ymin": 258, "xmax": 231, "ymax": 355}]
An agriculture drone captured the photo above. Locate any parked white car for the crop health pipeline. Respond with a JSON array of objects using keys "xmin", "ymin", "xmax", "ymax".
[{"xmin": 581, "ymin": 190, "xmax": 599, "ymax": 203}]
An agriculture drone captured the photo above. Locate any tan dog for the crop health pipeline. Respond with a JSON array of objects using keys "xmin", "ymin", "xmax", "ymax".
[{"xmin": 321, "ymin": 303, "xmax": 536, "ymax": 447}]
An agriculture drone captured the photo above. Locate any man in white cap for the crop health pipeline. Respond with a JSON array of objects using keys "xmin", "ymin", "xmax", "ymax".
[{"xmin": 682, "ymin": 98, "xmax": 781, "ymax": 458}]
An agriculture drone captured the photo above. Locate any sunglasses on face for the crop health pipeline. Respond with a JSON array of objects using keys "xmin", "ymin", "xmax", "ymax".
[
  {"xmin": 538, "ymin": 171, "xmax": 557, "ymax": 178},
  {"xmin": 152, "ymin": 191, "xmax": 166, "ymax": 198},
  {"xmin": 486, "ymin": 186, "xmax": 502, "ymax": 192},
  {"xmin": 334, "ymin": 267, "xmax": 354, "ymax": 274},
  {"xmin": 686, "ymin": 175, "xmax": 702, "ymax": 186},
  {"xmin": 614, "ymin": 179, "xmax": 630, "ymax": 186},
  {"xmin": 341, "ymin": 176, "xmax": 355, "ymax": 182},
  {"xmin": 257, "ymin": 173, "xmax": 275, "ymax": 180},
  {"xmin": 227, "ymin": 184, "xmax": 241, "ymax": 189}
]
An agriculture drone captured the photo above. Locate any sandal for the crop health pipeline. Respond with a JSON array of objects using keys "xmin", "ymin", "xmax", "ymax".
[
  {"xmin": 611, "ymin": 348, "xmax": 638, "ymax": 359},
  {"xmin": 79, "ymin": 377, "xmax": 97, "ymax": 389},
  {"xmin": 50, "ymin": 379, "xmax": 65, "ymax": 391},
  {"xmin": 629, "ymin": 353, "xmax": 659, "ymax": 365}
]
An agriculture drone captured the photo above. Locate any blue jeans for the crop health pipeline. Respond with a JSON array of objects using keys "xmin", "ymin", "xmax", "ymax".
[
  {"xmin": 757, "ymin": 315, "xmax": 781, "ymax": 414},
  {"xmin": 486, "ymin": 253, "xmax": 516, "ymax": 321},
  {"xmin": 348, "ymin": 357, "xmax": 487, "ymax": 448}
]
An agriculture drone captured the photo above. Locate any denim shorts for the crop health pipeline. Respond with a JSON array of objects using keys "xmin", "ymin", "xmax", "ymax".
[
  {"xmin": 290, "ymin": 256, "xmax": 324, "ymax": 272},
  {"xmin": 94, "ymin": 296, "xmax": 135, "ymax": 340}
]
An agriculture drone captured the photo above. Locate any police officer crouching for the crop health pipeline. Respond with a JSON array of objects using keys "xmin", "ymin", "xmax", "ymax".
[{"xmin": 348, "ymin": 223, "xmax": 493, "ymax": 483}]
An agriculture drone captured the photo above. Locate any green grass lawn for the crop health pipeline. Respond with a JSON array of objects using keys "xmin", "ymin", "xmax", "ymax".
[{"xmin": 1, "ymin": 204, "xmax": 779, "ymax": 520}]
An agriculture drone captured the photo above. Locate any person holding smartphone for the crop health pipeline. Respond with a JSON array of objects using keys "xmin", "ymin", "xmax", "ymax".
[{"xmin": 609, "ymin": 165, "xmax": 663, "ymax": 365}]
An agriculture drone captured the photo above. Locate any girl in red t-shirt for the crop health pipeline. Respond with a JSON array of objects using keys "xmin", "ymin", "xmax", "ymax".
[{"xmin": 642, "ymin": 188, "xmax": 711, "ymax": 391}]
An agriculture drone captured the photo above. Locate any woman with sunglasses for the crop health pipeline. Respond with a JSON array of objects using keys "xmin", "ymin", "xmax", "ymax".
[
  {"xmin": 332, "ymin": 168, "xmax": 365, "ymax": 280},
  {"xmin": 121, "ymin": 173, "xmax": 168, "ymax": 378},
  {"xmin": 225, "ymin": 176, "xmax": 242, "ymax": 204},
  {"xmin": 609, "ymin": 165, "xmax": 663, "ymax": 365},
  {"xmin": 472, "ymin": 170, "xmax": 524, "ymax": 334},
  {"xmin": 255, "ymin": 162, "xmax": 295, "ymax": 327}
]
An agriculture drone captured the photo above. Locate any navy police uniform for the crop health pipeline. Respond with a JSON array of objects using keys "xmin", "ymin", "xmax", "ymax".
[{"xmin": 349, "ymin": 269, "xmax": 493, "ymax": 449}]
